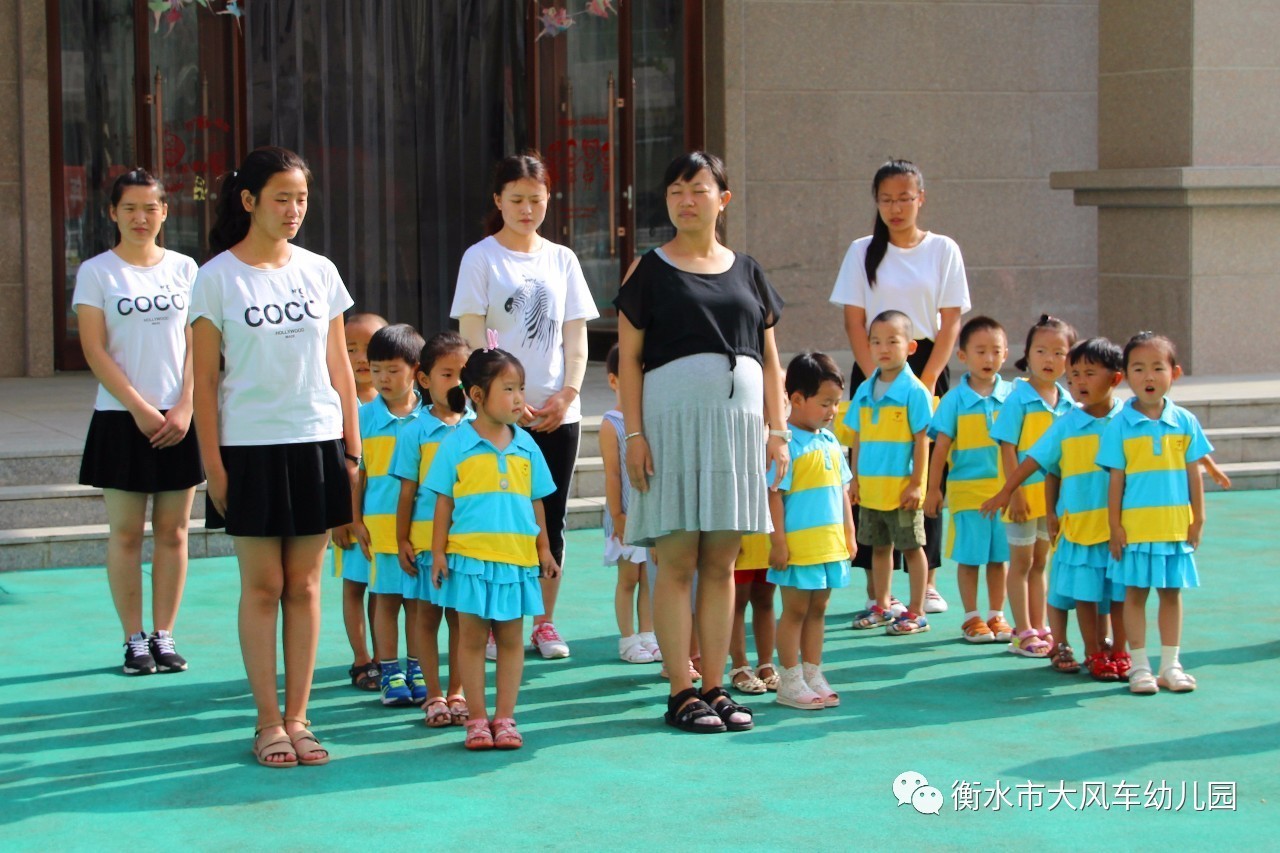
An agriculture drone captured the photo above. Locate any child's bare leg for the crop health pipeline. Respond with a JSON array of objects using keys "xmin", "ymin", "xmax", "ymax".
[
  {"xmin": 1156, "ymin": 588, "xmax": 1183, "ymax": 648},
  {"xmin": 1124, "ymin": 586, "xmax": 1151, "ymax": 658},
  {"xmin": 372, "ymin": 593, "xmax": 402, "ymax": 663},
  {"xmin": 730, "ymin": 580, "xmax": 751, "ymax": 669},
  {"xmin": 800, "ymin": 590, "xmax": 831, "ymax": 665},
  {"xmin": 863, "ymin": 567, "xmax": 874, "ymax": 601},
  {"xmin": 903, "ymin": 547, "xmax": 928, "ymax": 616},
  {"xmin": 1109, "ymin": 600, "xmax": 1127, "ymax": 652},
  {"xmin": 872, "ymin": 546, "xmax": 895, "ymax": 610},
  {"xmin": 956, "ymin": 565, "xmax": 979, "ymax": 613},
  {"xmin": 1077, "ymin": 601, "xmax": 1100, "ymax": 656},
  {"xmin": 417, "ymin": 602, "xmax": 445, "ymax": 697},
  {"xmin": 637, "ymin": 563, "xmax": 654, "ymax": 634},
  {"xmin": 456, "ymin": 613, "xmax": 488, "ymax": 719},
  {"xmin": 404, "ymin": 599, "xmax": 420, "ymax": 661},
  {"xmin": 342, "ymin": 579, "xmax": 373, "ymax": 664},
  {"xmin": 492, "ymin": 617, "xmax": 524, "ymax": 719},
  {"xmin": 776, "ymin": 587, "xmax": 809, "ymax": 669},
  {"xmin": 749, "ymin": 581, "xmax": 777, "ymax": 667},
  {"xmin": 367, "ymin": 593, "xmax": 378, "ymax": 657},
  {"xmin": 985, "ymin": 562, "xmax": 1007, "ymax": 611},
  {"xmin": 444, "ymin": 608, "xmax": 463, "ymax": 695},
  {"xmin": 1048, "ymin": 605, "xmax": 1070, "ymax": 649},
  {"xmin": 615, "ymin": 558, "xmax": 641, "ymax": 637},
  {"xmin": 1007, "ymin": 543, "xmax": 1034, "ymax": 633},
  {"xmin": 1028, "ymin": 538, "xmax": 1051, "ymax": 630}
]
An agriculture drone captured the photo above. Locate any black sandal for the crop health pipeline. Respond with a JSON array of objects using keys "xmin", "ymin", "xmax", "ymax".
[
  {"xmin": 348, "ymin": 661, "xmax": 381, "ymax": 692},
  {"xmin": 701, "ymin": 686, "xmax": 754, "ymax": 732},
  {"xmin": 664, "ymin": 687, "xmax": 727, "ymax": 734}
]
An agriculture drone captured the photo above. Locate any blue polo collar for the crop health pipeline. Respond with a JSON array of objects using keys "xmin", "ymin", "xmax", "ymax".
[
  {"xmin": 857, "ymin": 363, "xmax": 923, "ymax": 405},
  {"xmin": 956, "ymin": 372, "xmax": 1013, "ymax": 408},
  {"xmin": 1119, "ymin": 396, "xmax": 1180, "ymax": 428},
  {"xmin": 455, "ymin": 420, "xmax": 538, "ymax": 455},
  {"xmin": 1010, "ymin": 377, "xmax": 1073, "ymax": 415},
  {"xmin": 1063, "ymin": 398, "xmax": 1121, "ymax": 429},
  {"xmin": 420, "ymin": 404, "xmax": 476, "ymax": 439},
  {"xmin": 367, "ymin": 392, "xmax": 424, "ymax": 428}
]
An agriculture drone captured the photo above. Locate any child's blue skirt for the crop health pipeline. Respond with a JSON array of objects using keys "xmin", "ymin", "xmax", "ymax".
[
  {"xmin": 439, "ymin": 554, "xmax": 544, "ymax": 621},
  {"xmin": 331, "ymin": 543, "xmax": 371, "ymax": 584},
  {"xmin": 369, "ymin": 553, "xmax": 416, "ymax": 597},
  {"xmin": 1048, "ymin": 540, "xmax": 1121, "ymax": 612},
  {"xmin": 1107, "ymin": 541, "xmax": 1199, "ymax": 589},
  {"xmin": 766, "ymin": 560, "xmax": 850, "ymax": 591},
  {"xmin": 413, "ymin": 552, "xmax": 441, "ymax": 606}
]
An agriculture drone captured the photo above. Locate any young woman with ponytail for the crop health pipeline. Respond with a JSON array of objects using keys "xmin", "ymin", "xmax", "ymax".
[
  {"xmin": 189, "ymin": 146, "xmax": 361, "ymax": 767},
  {"xmin": 829, "ymin": 159, "xmax": 971, "ymax": 618},
  {"xmin": 449, "ymin": 152, "xmax": 599, "ymax": 660}
]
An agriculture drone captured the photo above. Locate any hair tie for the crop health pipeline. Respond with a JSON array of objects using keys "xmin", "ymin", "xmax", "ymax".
[{"xmin": 485, "ymin": 329, "xmax": 500, "ymax": 351}]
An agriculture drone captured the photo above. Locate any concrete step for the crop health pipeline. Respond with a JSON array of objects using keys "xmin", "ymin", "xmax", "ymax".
[
  {"xmin": 0, "ymin": 519, "xmax": 235, "ymax": 571},
  {"xmin": 0, "ymin": 451, "xmax": 83, "ymax": 487},
  {"xmin": 566, "ymin": 496, "xmax": 605, "ymax": 531},
  {"xmin": 1202, "ymin": 425, "xmax": 1280, "ymax": 465},
  {"xmin": 0, "ymin": 483, "xmax": 207, "ymax": 530}
]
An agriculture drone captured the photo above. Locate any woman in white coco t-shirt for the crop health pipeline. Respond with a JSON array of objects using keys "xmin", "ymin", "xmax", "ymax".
[
  {"xmin": 190, "ymin": 146, "xmax": 361, "ymax": 769},
  {"xmin": 450, "ymin": 152, "xmax": 599, "ymax": 660},
  {"xmin": 74, "ymin": 168, "xmax": 202, "ymax": 678}
]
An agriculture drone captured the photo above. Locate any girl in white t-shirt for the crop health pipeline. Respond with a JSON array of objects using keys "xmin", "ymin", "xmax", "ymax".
[
  {"xmin": 829, "ymin": 159, "xmax": 972, "ymax": 622},
  {"xmin": 190, "ymin": 147, "xmax": 361, "ymax": 769},
  {"xmin": 450, "ymin": 152, "xmax": 599, "ymax": 661},
  {"xmin": 74, "ymin": 168, "xmax": 202, "ymax": 678}
]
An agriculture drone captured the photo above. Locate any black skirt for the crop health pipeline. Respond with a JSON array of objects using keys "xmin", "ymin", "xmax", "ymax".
[
  {"xmin": 205, "ymin": 439, "xmax": 353, "ymax": 537},
  {"xmin": 79, "ymin": 409, "xmax": 204, "ymax": 493}
]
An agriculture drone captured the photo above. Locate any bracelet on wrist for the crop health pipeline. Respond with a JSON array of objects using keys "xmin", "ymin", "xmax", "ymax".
[{"xmin": 623, "ymin": 431, "xmax": 644, "ymax": 442}]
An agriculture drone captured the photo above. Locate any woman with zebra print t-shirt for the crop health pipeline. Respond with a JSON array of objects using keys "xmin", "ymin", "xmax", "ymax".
[{"xmin": 450, "ymin": 152, "xmax": 600, "ymax": 660}]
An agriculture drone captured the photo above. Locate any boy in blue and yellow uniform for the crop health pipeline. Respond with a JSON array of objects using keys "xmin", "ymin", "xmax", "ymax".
[
  {"xmin": 925, "ymin": 316, "xmax": 1014, "ymax": 644},
  {"xmin": 844, "ymin": 310, "xmax": 934, "ymax": 635},
  {"xmin": 358, "ymin": 324, "xmax": 427, "ymax": 706},
  {"xmin": 767, "ymin": 352, "xmax": 856, "ymax": 709}
]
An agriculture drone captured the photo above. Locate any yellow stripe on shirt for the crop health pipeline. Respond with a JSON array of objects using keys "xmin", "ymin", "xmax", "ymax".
[
  {"xmin": 363, "ymin": 435, "xmax": 396, "ymax": 478},
  {"xmin": 858, "ymin": 406, "xmax": 916, "ymax": 443},
  {"xmin": 447, "ymin": 531, "xmax": 538, "ymax": 566},
  {"xmin": 1121, "ymin": 505, "xmax": 1193, "ymax": 543},
  {"xmin": 453, "ymin": 454, "xmax": 533, "ymax": 499},
  {"xmin": 1122, "ymin": 435, "xmax": 1195, "ymax": 475}
]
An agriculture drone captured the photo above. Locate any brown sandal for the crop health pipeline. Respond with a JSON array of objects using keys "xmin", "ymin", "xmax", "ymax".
[
  {"xmin": 284, "ymin": 717, "xmax": 330, "ymax": 766},
  {"xmin": 1049, "ymin": 643, "xmax": 1081, "ymax": 674},
  {"xmin": 252, "ymin": 721, "xmax": 298, "ymax": 768}
]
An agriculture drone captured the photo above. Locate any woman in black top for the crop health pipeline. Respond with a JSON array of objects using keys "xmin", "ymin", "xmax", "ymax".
[{"xmin": 614, "ymin": 152, "xmax": 788, "ymax": 733}]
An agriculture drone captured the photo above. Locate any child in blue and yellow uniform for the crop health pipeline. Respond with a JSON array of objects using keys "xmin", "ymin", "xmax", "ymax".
[
  {"xmin": 392, "ymin": 332, "xmax": 474, "ymax": 727},
  {"xmin": 984, "ymin": 338, "xmax": 1130, "ymax": 681},
  {"xmin": 768, "ymin": 353, "xmax": 856, "ymax": 709},
  {"xmin": 925, "ymin": 316, "xmax": 1014, "ymax": 644},
  {"xmin": 989, "ymin": 314, "xmax": 1076, "ymax": 657},
  {"xmin": 845, "ymin": 311, "xmax": 933, "ymax": 635},
  {"xmin": 357, "ymin": 324, "xmax": 428, "ymax": 706},
  {"xmin": 1098, "ymin": 332, "xmax": 1211, "ymax": 695},
  {"xmin": 332, "ymin": 312, "xmax": 386, "ymax": 692},
  {"xmin": 427, "ymin": 346, "xmax": 560, "ymax": 750}
]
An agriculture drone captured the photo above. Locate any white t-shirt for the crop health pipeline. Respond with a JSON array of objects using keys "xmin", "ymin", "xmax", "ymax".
[
  {"xmin": 188, "ymin": 246, "xmax": 354, "ymax": 446},
  {"xmin": 450, "ymin": 235, "xmax": 599, "ymax": 424},
  {"xmin": 828, "ymin": 232, "xmax": 971, "ymax": 339},
  {"xmin": 72, "ymin": 249, "xmax": 198, "ymax": 412}
]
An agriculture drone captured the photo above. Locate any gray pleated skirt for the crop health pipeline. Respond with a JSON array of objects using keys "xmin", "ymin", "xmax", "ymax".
[{"xmin": 625, "ymin": 353, "xmax": 771, "ymax": 547}]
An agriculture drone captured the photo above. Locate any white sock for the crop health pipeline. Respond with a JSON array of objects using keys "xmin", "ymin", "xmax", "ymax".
[
  {"xmin": 1130, "ymin": 648, "xmax": 1151, "ymax": 673},
  {"xmin": 1159, "ymin": 645, "xmax": 1181, "ymax": 673},
  {"xmin": 965, "ymin": 610, "xmax": 981, "ymax": 621},
  {"xmin": 865, "ymin": 598, "xmax": 876, "ymax": 611},
  {"xmin": 987, "ymin": 610, "xmax": 1004, "ymax": 622}
]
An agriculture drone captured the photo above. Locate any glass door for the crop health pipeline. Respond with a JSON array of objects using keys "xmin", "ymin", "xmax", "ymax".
[
  {"xmin": 531, "ymin": 1, "xmax": 699, "ymax": 331},
  {"xmin": 52, "ymin": 1, "xmax": 243, "ymax": 370}
]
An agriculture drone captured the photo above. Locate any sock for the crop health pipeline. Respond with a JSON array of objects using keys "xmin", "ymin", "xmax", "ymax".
[
  {"xmin": 128, "ymin": 631, "xmax": 147, "ymax": 643},
  {"xmin": 965, "ymin": 610, "xmax": 980, "ymax": 622},
  {"xmin": 1159, "ymin": 646, "xmax": 1181, "ymax": 673},
  {"xmin": 1130, "ymin": 648, "xmax": 1151, "ymax": 673},
  {"xmin": 407, "ymin": 656, "xmax": 420, "ymax": 669},
  {"xmin": 865, "ymin": 598, "xmax": 876, "ymax": 611},
  {"xmin": 380, "ymin": 659, "xmax": 401, "ymax": 673},
  {"xmin": 987, "ymin": 610, "xmax": 1004, "ymax": 622}
]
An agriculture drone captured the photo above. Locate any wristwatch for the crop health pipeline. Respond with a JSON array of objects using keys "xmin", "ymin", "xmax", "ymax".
[{"xmin": 768, "ymin": 429, "xmax": 792, "ymax": 442}]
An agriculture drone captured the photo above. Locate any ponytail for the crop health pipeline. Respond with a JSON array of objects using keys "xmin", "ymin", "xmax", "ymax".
[
  {"xmin": 208, "ymin": 146, "xmax": 313, "ymax": 258},
  {"xmin": 864, "ymin": 159, "xmax": 924, "ymax": 287}
]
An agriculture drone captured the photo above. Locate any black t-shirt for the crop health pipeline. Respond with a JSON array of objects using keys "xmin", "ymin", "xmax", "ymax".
[{"xmin": 613, "ymin": 250, "xmax": 783, "ymax": 372}]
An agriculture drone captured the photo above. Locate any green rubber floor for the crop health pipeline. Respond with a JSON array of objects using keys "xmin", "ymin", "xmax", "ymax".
[{"xmin": 1, "ymin": 492, "xmax": 1276, "ymax": 851}]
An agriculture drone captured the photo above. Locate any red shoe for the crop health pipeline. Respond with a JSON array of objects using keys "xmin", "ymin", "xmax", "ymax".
[
  {"xmin": 1085, "ymin": 651, "xmax": 1118, "ymax": 682},
  {"xmin": 1109, "ymin": 651, "xmax": 1132, "ymax": 681}
]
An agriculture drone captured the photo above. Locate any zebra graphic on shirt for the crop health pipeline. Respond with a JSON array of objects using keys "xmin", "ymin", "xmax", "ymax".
[{"xmin": 504, "ymin": 277, "xmax": 555, "ymax": 352}]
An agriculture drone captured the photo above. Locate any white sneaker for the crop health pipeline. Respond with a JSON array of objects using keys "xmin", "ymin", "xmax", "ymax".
[
  {"xmin": 775, "ymin": 664, "xmax": 824, "ymax": 710},
  {"xmin": 923, "ymin": 587, "xmax": 948, "ymax": 613},
  {"xmin": 638, "ymin": 631, "xmax": 662, "ymax": 661},
  {"xmin": 619, "ymin": 634, "xmax": 655, "ymax": 663},
  {"xmin": 484, "ymin": 630, "xmax": 497, "ymax": 661},
  {"xmin": 530, "ymin": 621, "xmax": 570, "ymax": 659}
]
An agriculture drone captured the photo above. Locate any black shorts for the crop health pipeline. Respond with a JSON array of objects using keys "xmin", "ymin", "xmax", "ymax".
[
  {"xmin": 79, "ymin": 409, "xmax": 204, "ymax": 493},
  {"xmin": 205, "ymin": 439, "xmax": 352, "ymax": 537}
]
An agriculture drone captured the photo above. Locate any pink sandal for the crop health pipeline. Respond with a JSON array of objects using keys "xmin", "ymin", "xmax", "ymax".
[
  {"xmin": 464, "ymin": 717, "xmax": 493, "ymax": 751},
  {"xmin": 1008, "ymin": 628, "xmax": 1051, "ymax": 658},
  {"xmin": 491, "ymin": 717, "xmax": 523, "ymax": 750}
]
